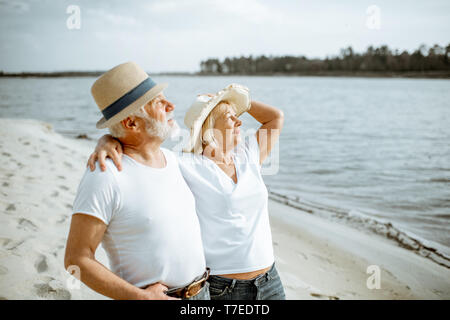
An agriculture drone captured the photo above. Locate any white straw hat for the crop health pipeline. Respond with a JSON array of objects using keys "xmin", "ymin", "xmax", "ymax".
[
  {"xmin": 183, "ymin": 83, "xmax": 251, "ymax": 154},
  {"xmin": 91, "ymin": 61, "xmax": 168, "ymax": 129}
]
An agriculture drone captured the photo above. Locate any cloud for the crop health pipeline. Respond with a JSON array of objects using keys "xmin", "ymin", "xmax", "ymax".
[
  {"xmin": 1, "ymin": 0, "xmax": 449, "ymax": 72},
  {"xmin": 87, "ymin": 8, "xmax": 142, "ymax": 27},
  {"xmin": 146, "ymin": 0, "xmax": 288, "ymax": 26},
  {"xmin": 0, "ymin": 0, "xmax": 30, "ymax": 13}
]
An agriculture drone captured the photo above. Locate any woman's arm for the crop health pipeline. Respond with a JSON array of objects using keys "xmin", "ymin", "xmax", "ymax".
[
  {"xmin": 87, "ymin": 134, "xmax": 124, "ymax": 171},
  {"xmin": 247, "ymin": 100, "xmax": 284, "ymax": 164}
]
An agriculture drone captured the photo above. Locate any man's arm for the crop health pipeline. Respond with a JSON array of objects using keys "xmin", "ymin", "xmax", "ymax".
[{"xmin": 64, "ymin": 213, "xmax": 176, "ymax": 300}]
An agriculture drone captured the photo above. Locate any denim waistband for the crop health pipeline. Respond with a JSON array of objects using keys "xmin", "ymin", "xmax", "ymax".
[{"xmin": 208, "ymin": 263, "xmax": 276, "ymax": 287}]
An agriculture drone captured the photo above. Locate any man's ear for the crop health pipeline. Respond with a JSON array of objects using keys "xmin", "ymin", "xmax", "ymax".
[{"xmin": 122, "ymin": 117, "xmax": 137, "ymax": 130}]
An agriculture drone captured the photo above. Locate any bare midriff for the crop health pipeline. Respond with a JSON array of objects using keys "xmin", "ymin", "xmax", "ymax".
[{"xmin": 217, "ymin": 266, "xmax": 271, "ymax": 280}]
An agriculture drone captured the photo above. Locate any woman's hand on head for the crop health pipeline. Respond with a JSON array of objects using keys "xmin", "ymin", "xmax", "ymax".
[{"xmin": 87, "ymin": 134, "xmax": 123, "ymax": 172}]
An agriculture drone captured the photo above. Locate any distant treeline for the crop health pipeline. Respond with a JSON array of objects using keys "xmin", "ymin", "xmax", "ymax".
[
  {"xmin": 0, "ymin": 71, "xmax": 104, "ymax": 77},
  {"xmin": 199, "ymin": 44, "xmax": 450, "ymax": 77},
  {"xmin": 2, "ymin": 44, "xmax": 450, "ymax": 78},
  {"xmin": 0, "ymin": 71, "xmax": 192, "ymax": 78}
]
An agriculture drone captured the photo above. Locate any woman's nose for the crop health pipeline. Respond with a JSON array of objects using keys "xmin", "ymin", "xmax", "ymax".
[{"xmin": 235, "ymin": 118, "xmax": 242, "ymax": 127}]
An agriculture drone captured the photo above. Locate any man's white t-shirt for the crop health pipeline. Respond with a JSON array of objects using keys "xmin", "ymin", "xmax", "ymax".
[
  {"xmin": 72, "ymin": 148, "xmax": 206, "ymax": 289},
  {"xmin": 178, "ymin": 135, "xmax": 275, "ymax": 275}
]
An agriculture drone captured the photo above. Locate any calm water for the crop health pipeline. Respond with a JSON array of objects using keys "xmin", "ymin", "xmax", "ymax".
[{"xmin": 1, "ymin": 76, "xmax": 449, "ymax": 256}]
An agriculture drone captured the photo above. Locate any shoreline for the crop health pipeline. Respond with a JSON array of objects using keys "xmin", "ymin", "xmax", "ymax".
[
  {"xmin": 0, "ymin": 118, "xmax": 449, "ymax": 299},
  {"xmin": 268, "ymin": 191, "xmax": 450, "ymax": 269}
]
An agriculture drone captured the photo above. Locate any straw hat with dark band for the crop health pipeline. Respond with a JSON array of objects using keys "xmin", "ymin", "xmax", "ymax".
[{"xmin": 91, "ymin": 61, "xmax": 168, "ymax": 129}]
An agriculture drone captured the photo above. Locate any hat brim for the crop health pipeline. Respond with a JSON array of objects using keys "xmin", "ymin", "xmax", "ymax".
[
  {"xmin": 96, "ymin": 83, "xmax": 168, "ymax": 129},
  {"xmin": 184, "ymin": 85, "xmax": 250, "ymax": 153}
]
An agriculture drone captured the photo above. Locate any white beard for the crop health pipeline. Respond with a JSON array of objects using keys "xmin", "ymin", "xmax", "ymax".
[{"xmin": 144, "ymin": 112, "xmax": 180, "ymax": 141}]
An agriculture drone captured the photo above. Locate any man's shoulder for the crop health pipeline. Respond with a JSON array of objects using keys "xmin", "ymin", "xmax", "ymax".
[{"xmin": 81, "ymin": 159, "xmax": 120, "ymax": 183}]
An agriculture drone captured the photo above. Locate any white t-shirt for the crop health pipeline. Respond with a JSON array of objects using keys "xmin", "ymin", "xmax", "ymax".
[
  {"xmin": 72, "ymin": 148, "xmax": 206, "ymax": 289},
  {"xmin": 178, "ymin": 135, "xmax": 275, "ymax": 275}
]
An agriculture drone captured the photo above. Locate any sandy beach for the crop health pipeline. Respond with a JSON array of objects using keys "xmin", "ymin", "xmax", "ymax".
[{"xmin": 0, "ymin": 118, "xmax": 449, "ymax": 300}]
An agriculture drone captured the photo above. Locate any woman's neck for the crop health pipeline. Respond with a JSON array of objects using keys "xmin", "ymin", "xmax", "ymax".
[{"xmin": 202, "ymin": 144, "xmax": 234, "ymax": 165}]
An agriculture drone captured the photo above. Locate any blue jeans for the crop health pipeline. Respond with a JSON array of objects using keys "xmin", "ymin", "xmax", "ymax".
[
  {"xmin": 207, "ymin": 263, "xmax": 286, "ymax": 300},
  {"xmin": 184, "ymin": 282, "xmax": 210, "ymax": 300}
]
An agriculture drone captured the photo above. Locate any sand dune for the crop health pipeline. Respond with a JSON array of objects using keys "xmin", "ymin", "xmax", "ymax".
[{"xmin": 0, "ymin": 118, "xmax": 449, "ymax": 300}]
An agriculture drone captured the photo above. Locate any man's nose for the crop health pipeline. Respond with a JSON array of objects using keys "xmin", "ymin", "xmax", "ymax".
[{"xmin": 165, "ymin": 100, "xmax": 175, "ymax": 112}]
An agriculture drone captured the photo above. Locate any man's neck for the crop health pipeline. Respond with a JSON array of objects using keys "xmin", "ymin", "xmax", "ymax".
[{"xmin": 121, "ymin": 137, "xmax": 166, "ymax": 168}]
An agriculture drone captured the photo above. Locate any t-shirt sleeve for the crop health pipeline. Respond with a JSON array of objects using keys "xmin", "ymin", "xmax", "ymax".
[
  {"xmin": 72, "ymin": 165, "xmax": 120, "ymax": 225},
  {"xmin": 243, "ymin": 133, "xmax": 261, "ymax": 167}
]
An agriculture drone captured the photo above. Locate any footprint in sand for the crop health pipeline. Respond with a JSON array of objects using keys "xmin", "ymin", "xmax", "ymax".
[
  {"xmin": 51, "ymin": 191, "xmax": 59, "ymax": 198},
  {"xmin": 0, "ymin": 237, "xmax": 12, "ymax": 248},
  {"xmin": 23, "ymin": 141, "xmax": 30, "ymax": 146},
  {"xmin": 0, "ymin": 265, "xmax": 9, "ymax": 275},
  {"xmin": 57, "ymin": 215, "xmax": 69, "ymax": 224},
  {"xmin": 31, "ymin": 154, "xmax": 40, "ymax": 158},
  {"xmin": 59, "ymin": 185, "xmax": 70, "ymax": 191},
  {"xmin": 34, "ymin": 278, "xmax": 71, "ymax": 300},
  {"xmin": 0, "ymin": 237, "xmax": 25, "ymax": 251},
  {"xmin": 35, "ymin": 255, "xmax": 48, "ymax": 273},
  {"xmin": 311, "ymin": 253, "xmax": 332, "ymax": 265},
  {"xmin": 310, "ymin": 292, "xmax": 340, "ymax": 300},
  {"xmin": 2, "ymin": 152, "xmax": 11, "ymax": 157},
  {"xmin": 63, "ymin": 162, "xmax": 73, "ymax": 168},
  {"xmin": 57, "ymin": 175, "xmax": 66, "ymax": 180},
  {"xmin": 297, "ymin": 252, "xmax": 308, "ymax": 260},
  {"xmin": 18, "ymin": 218, "xmax": 38, "ymax": 231},
  {"xmin": 6, "ymin": 204, "xmax": 16, "ymax": 212},
  {"xmin": 432, "ymin": 289, "xmax": 443, "ymax": 296},
  {"xmin": 2, "ymin": 182, "xmax": 9, "ymax": 187}
]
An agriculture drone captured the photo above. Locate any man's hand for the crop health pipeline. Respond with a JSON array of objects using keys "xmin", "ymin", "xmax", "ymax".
[
  {"xmin": 140, "ymin": 283, "xmax": 180, "ymax": 300},
  {"xmin": 87, "ymin": 134, "xmax": 123, "ymax": 172}
]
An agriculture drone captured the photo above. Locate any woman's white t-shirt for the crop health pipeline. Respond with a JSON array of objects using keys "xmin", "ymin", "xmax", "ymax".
[{"xmin": 178, "ymin": 134, "xmax": 275, "ymax": 275}]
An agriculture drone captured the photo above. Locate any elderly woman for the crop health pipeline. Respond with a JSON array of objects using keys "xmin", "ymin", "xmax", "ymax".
[{"xmin": 88, "ymin": 84, "xmax": 285, "ymax": 300}]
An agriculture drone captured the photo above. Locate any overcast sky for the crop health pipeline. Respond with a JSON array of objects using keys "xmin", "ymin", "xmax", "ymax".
[{"xmin": 1, "ymin": 0, "xmax": 449, "ymax": 72}]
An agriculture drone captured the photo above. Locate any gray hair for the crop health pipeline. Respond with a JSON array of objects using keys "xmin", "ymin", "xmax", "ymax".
[{"xmin": 108, "ymin": 105, "xmax": 147, "ymax": 138}]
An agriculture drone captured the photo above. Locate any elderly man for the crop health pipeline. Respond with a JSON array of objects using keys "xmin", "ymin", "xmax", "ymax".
[{"xmin": 64, "ymin": 62, "xmax": 209, "ymax": 300}]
